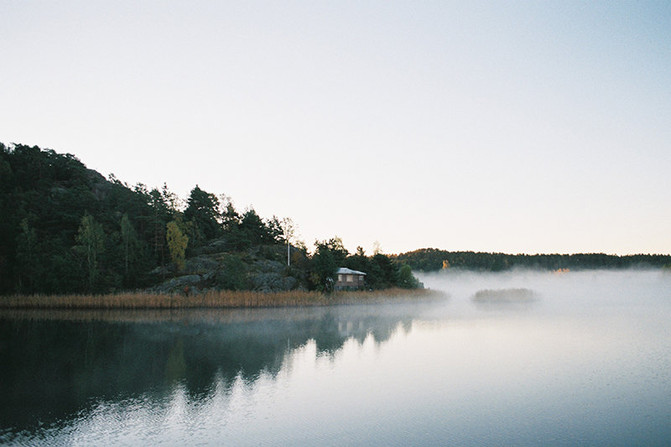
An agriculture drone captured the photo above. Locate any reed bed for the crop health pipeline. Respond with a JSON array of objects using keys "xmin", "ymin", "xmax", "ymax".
[
  {"xmin": 472, "ymin": 288, "xmax": 536, "ymax": 303},
  {"xmin": 0, "ymin": 288, "xmax": 441, "ymax": 310}
]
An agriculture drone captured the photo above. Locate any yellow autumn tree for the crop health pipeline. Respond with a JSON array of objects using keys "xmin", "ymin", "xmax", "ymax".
[{"xmin": 166, "ymin": 219, "xmax": 188, "ymax": 271}]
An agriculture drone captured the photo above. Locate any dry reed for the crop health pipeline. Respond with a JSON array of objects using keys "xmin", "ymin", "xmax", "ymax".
[{"xmin": 0, "ymin": 288, "xmax": 441, "ymax": 310}]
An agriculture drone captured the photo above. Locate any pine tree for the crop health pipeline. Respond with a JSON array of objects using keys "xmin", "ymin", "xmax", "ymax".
[{"xmin": 75, "ymin": 214, "xmax": 105, "ymax": 291}]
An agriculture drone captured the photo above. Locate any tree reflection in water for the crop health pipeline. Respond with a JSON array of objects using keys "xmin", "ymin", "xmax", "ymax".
[{"xmin": 0, "ymin": 304, "xmax": 428, "ymax": 434}]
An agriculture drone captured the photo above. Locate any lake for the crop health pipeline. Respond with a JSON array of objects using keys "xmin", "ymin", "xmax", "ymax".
[{"xmin": 1, "ymin": 270, "xmax": 670, "ymax": 446}]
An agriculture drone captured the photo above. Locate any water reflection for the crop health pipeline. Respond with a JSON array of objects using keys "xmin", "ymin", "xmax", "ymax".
[
  {"xmin": 2, "ymin": 271, "xmax": 670, "ymax": 446},
  {"xmin": 0, "ymin": 304, "xmax": 429, "ymax": 437}
]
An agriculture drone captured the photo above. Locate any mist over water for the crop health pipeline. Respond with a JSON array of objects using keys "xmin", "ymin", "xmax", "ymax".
[
  {"xmin": 1, "ymin": 270, "xmax": 670, "ymax": 446},
  {"xmin": 420, "ymin": 268, "xmax": 671, "ymax": 315}
]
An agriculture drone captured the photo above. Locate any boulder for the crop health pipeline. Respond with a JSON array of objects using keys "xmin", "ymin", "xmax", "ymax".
[{"xmin": 152, "ymin": 274, "xmax": 202, "ymax": 294}]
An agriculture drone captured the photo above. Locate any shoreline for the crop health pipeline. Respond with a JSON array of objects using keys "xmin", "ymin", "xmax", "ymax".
[{"xmin": 0, "ymin": 288, "xmax": 443, "ymax": 311}]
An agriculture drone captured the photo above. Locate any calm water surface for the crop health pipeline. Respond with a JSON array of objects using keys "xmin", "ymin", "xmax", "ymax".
[{"xmin": 1, "ymin": 270, "xmax": 670, "ymax": 446}]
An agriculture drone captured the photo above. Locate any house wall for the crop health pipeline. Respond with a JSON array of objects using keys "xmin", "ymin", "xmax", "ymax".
[{"xmin": 335, "ymin": 274, "xmax": 365, "ymax": 290}]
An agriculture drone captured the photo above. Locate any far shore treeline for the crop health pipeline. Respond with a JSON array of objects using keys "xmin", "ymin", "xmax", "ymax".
[
  {"xmin": 398, "ymin": 249, "xmax": 671, "ymax": 272},
  {"xmin": 0, "ymin": 143, "xmax": 421, "ymax": 296},
  {"xmin": 1, "ymin": 144, "xmax": 669, "ymax": 297}
]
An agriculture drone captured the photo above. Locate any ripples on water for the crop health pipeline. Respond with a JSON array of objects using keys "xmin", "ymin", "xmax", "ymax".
[{"xmin": 1, "ymin": 270, "xmax": 670, "ymax": 446}]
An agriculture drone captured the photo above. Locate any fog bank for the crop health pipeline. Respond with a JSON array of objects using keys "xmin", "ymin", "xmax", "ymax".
[{"xmin": 417, "ymin": 269, "xmax": 671, "ymax": 316}]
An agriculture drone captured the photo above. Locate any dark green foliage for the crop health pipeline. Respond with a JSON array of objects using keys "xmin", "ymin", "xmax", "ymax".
[
  {"xmin": 0, "ymin": 144, "xmax": 172, "ymax": 294},
  {"xmin": 1, "ymin": 143, "xmax": 425, "ymax": 295},
  {"xmin": 309, "ymin": 241, "xmax": 338, "ymax": 292},
  {"xmin": 344, "ymin": 246, "xmax": 370, "ymax": 274},
  {"xmin": 146, "ymin": 184, "xmax": 180, "ymax": 266},
  {"xmin": 118, "ymin": 213, "xmax": 142, "ymax": 285},
  {"xmin": 309, "ymin": 237, "xmax": 349, "ymax": 291},
  {"xmin": 15, "ymin": 219, "xmax": 39, "ymax": 293},
  {"xmin": 0, "ymin": 143, "xmax": 306, "ymax": 295},
  {"xmin": 315, "ymin": 241, "xmax": 422, "ymax": 291},
  {"xmin": 370, "ymin": 253, "xmax": 398, "ymax": 289},
  {"xmin": 214, "ymin": 254, "xmax": 249, "ymax": 290},
  {"xmin": 323, "ymin": 237, "xmax": 349, "ymax": 266},
  {"xmin": 184, "ymin": 185, "xmax": 221, "ymax": 248},
  {"xmin": 0, "ymin": 144, "xmax": 97, "ymax": 292},
  {"xmin": 238, "ymin": 208, "xmax": 275, "ymax": 247},
  {"xmin": 396, "ymin": 248, "xmax": 671, "ymax": 272},
  {"xmin": 74, "ymin": 214, "xmax": 105, "ymax": 292},
  {"xmin": 265, "ymin": 216, "xmax": 285, "ymax": 244},
  {"xmin": 398, "ymin": 264, "xmax": 421, "ymax": 289},
  {"xmin": 17, "ymin": 142, "xmax": 664, "ymax": 296},
  {"xmin": 219, "ymin": 207, "xmax": 275, "ymax": 251}
]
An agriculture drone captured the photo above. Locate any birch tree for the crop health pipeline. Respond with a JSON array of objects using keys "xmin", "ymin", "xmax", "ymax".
[{"xmin": 166, "ymin": 219, "xmax": 188, "ymax": 271}]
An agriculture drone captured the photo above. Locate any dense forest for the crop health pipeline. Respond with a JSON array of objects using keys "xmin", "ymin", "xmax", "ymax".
[
  {"xmin": 0, "ymin": 143, "xmax": 420, "ymax": 295},
  {"xmin": 3, "ymin": 144, "xmax": 668, "ymax": 296},
  {"xmin": 396, "ymin": 248, "xmax": 671, "ymax": 272}
]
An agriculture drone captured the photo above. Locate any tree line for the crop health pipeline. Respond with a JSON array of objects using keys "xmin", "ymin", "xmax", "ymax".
[
  {"xmin": 0, "ymin": 143, "xmax": 420, "ymax": 295},
  {"xmin": 395, "ymin": 248, "xmax": 671, "ymax": 272}
]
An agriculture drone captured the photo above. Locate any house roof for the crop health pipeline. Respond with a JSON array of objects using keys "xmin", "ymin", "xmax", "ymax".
[{"xmin": 336, "ymin": 267, "xmax": 366, "ymax": 276}]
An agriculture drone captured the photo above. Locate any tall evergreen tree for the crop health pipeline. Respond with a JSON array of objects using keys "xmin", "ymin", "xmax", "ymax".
[
  {"xmin": 16, "ymin": 218, "xmax": 38, "ymax": 293},
  {"xmin": 184, "ymin": 185, "xmax": 221, "ymax": 247},
  {"xmin": 119, "ymin": 213, "xmax": 140, "ymax": 281},
  {"xmin": 310, "ymin": 241, "xmax": 337, "ymax": 292},
  {"xmin": 75, "ymin": 214, "xmax": 105, "ymax": 291}
]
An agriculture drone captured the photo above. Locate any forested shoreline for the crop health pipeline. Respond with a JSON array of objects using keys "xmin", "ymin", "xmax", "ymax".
[
  {"xmin": 0, "ymin": 143, "xmax": 420, "ymax": 296},
  {"xmin": 395, "ymin": 248, "xmax": 671, "ymax": 272},
  {"xmin": 2, "ymin": 143, "xmax": 668, "ymax": 297}
]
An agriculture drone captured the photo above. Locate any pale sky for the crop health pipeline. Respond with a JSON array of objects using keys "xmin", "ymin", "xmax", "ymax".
[{"xmin": 2, "ymin": 1, "xmax": 670, "ymax": 255}]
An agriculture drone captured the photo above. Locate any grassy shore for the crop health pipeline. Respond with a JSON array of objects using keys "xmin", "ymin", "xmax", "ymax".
[{"xmin": 0, "ymin": 288, "xmax": 443, "ymax": 310}]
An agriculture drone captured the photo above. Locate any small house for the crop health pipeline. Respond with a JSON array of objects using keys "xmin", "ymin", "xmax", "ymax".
[{"xmin": 335, "ymin": 267, "xmax": 366, "ymax": 290}]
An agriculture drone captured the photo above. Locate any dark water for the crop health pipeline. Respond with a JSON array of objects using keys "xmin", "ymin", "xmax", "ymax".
[{"xmin": 1, "ymin": 270, "xmax": 670, "ymax": 446}]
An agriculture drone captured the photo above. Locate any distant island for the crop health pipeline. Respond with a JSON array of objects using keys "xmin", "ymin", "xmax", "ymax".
[{"xmin": 1, "ymin": 143, "xmax": 669, "ymax": 300}]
